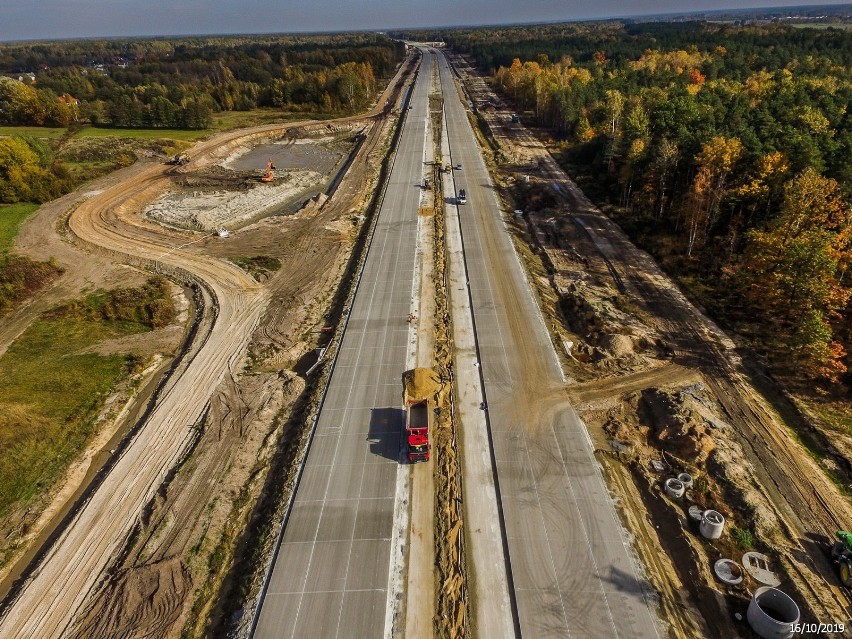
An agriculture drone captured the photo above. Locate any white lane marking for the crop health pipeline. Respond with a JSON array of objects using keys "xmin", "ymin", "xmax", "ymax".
[
  {"xmin": 560, "ymin": 405, "xmax": 663, "ymax": 638},
  {"xmin": 439, "ymin": 83, "xmax": 514, "ymax": 387},
  {"xmin": 538, "ymin": 413, "xmax": 621, "ymax": 638},
  {"xmin": 288, "ymin": 101, "xmax": 415, "ymax": 636},
  {"xmin": 379, "ymin": 197, "xmax": 424, "ymax": 639}
]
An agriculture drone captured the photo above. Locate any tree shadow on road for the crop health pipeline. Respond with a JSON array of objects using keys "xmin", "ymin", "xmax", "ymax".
[{"xmin": 599, "ymin": 565, "xmax": 654, "ymax": 599}]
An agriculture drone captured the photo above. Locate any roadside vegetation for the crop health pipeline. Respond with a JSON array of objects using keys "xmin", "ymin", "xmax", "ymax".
[
  {"xmin": 437, "ymin": 21, "xmax": 851, "ymax": 407},
  {"xmin": 0, "ymin": 277, "xmax": 175, "ymax": 567},
  {"xmin": 0, "ymin": 203, "xmax": 63, "ymax": 317},
  {"xmin": 230, "ymin": 255, "xmax": 282, "ymax": 281}
]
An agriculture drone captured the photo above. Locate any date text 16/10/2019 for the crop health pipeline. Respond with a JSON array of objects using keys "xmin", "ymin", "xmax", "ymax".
[{"xmin": 793, "ymin": 623, "xmax": 845, "ymax": 634}]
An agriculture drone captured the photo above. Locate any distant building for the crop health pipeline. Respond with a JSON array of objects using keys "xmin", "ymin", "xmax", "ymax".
[{"xmin": 57, "ymin": 94, "xmax": 80, "ymax": 122}]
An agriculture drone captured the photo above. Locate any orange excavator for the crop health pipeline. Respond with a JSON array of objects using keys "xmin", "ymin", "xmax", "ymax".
[{"xmin": 260, "ymin": 158, "xmax": 275, "ymax": 183}]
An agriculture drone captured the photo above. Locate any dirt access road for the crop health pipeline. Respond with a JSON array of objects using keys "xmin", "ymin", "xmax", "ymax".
[
  {"xmin": 451, "ymin": 51, "xmax": 852, "ymax": 634},
  {"xmin": 0, "ymin": 59, "xmax": 415, "ymax": 639},
  {"xmin": 67, "ymin": 57, "xmax": 418, "ymax": 639}
]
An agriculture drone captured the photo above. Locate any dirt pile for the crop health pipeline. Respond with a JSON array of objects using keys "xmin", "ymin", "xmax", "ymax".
[
  {"xmin": 0, "ymin": 256, "xmax": 64, "ymax": 318},
  {"xmin": 559, "ymin": 287, "xmax": 658, "ymax": 370},
  {"xmin": 638, "ymin": 387, "xmax": 716, "ymax": 465},
  {"xmin": 529, "ymin": 215, "xmax": 663, "ymax": 375},
  {"xmin": 428, "ymin": 151, "xmax": 466, "ymax": 638},
  {"xmin": 403, "ymin": 367, "xmax": 441, "ymax": 402},
  {"xmin": 600, "ymin": 333, "xmax": 635, "ymax": 357}
]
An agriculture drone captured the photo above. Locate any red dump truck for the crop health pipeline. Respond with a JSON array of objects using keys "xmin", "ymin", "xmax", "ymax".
[{"xmin": 406, "ymin": 399, "xmax": 430, "ymax": 462}]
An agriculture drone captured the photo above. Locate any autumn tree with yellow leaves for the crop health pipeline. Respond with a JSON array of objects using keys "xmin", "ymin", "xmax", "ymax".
[
  {"xmin": 447, "ymin": 19, "xmax": 852, "ymax": 383},
  {"xmin": 743, "ymin": 169, "xmax": 851, "ymax": 379}
]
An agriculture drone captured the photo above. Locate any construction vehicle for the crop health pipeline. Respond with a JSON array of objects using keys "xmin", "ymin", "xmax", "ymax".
[
  {"xmin": 260, "ymin": 158, "xmax": 275, "ymax": 183},
  {"xmin": 406, "ymin": 399, "xmax": 430, "ymax": 462},
  {"xmin": 511, "ymin": 113, "xmax": 520, "ymax": 123},
  {"xmin": 831, "ymin": 531, "xmax": 852, "ymax": 586}
]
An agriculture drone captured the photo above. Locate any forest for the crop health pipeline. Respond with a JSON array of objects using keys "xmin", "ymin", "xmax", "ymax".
[
  {"xmin": 0, "ymin": 33, "xmax": 404, "ymax": 128},
  {"xmin": 442, "ymin": 22, "xmax": 851, "ymax": 389},
  {"xmin": 0, "ymin": 33, "xmax": 404, "ymax": 204}
]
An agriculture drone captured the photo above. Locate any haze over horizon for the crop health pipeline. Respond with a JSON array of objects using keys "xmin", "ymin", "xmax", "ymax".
[{"xmin": 1, "ymin": 0, "xmax": 850, "ymax": 42}]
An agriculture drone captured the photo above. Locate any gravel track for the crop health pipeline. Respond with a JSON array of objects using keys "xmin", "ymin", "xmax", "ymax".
[{"xmin": 0, "ymin": 157, "xmax": 267, "ymax": 639}]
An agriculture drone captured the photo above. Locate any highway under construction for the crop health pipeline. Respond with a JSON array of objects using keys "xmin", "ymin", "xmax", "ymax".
[{"xmin": 1, "ymin": 41, "xmax": 849, "ymax": 639}]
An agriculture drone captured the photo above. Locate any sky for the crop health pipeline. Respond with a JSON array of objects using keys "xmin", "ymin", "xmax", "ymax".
[{"xmin": 0, "ymin": 0, "xmax": 849, "ymax": 41}]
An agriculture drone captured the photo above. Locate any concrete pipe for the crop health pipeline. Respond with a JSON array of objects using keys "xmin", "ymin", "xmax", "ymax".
[
  {"xmin": 678, "ymin": 472, "xmax": 694, "ymax": 488},
  {"xmin": 699, "ymin": 510, "xmax": 725, "ymax": 539},
  {"xmin": 747, "ymin": 586, "xmax": 800, "ymax": 639},
  {"xmin": 664, "ymin": 478, "xmax": 685, "ymax": 499}
]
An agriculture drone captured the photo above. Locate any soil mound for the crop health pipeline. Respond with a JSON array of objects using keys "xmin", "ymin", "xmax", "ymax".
[
  {"xmin": 600, "ymin": 333, "xmax": 634, "ymax": 357},
  {"xmin": 403, "ymin": 368, "xmax": 441, "ymax": 402},
  {"xmin": 639, "ymin": 387, "xmax": 715, "ymax": 464},
  {"xmin": 70, "ymin": 558, "xmax": 189, "ymax": 639}
]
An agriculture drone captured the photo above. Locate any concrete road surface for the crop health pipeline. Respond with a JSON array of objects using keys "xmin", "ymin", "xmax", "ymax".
[
  {"xmin": 251, "ymin": 53, "xmax": 431, "ymax": 639},
  {"xmin": 437, "ymin": 51, "xmax": 663, "ymax": 639}
]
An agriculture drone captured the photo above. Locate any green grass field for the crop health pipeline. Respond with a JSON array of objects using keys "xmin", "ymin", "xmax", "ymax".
[
  {"xmin": 0, "ymin": 203, "xmax": 39, "ymax": 256},
  {"xmin": 0, "ymin": 277, "xmax": 175, "ymax": 522},
  {"xmin": 0, "ymin": 126, "xmax": 67, "ymax": 139},
  {"xmin": 210, "ymin": 109, "xmax": 337, "ymax": 131},
  {"xmin": 0, "ymin": 316, "xmax": 142, "ymax": 516},
  {"xmin": 76, "ymin": 126, "xmax": 209, "ymax": 141},
  {"xmin": 0, "ymin": 124, "xmax": 206, "ymax": 142},
  {"xmin": 0, "ymin": 109, "xmax": 339, "ymax": 143}
]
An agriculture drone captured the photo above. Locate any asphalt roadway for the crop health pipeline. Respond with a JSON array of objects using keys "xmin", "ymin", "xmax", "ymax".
[
  {"xmin": 251, "ymin": 54, "xmax": 431, "ymax": 638},
  {"xmin": 437, "ymin": 51, "xmax": 663, "ymax": 639}
]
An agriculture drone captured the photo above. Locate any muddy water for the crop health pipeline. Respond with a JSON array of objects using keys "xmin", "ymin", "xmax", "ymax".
[{"xmin": 228, "ymin": 141, "xmax": 345, "ymax": 175}]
